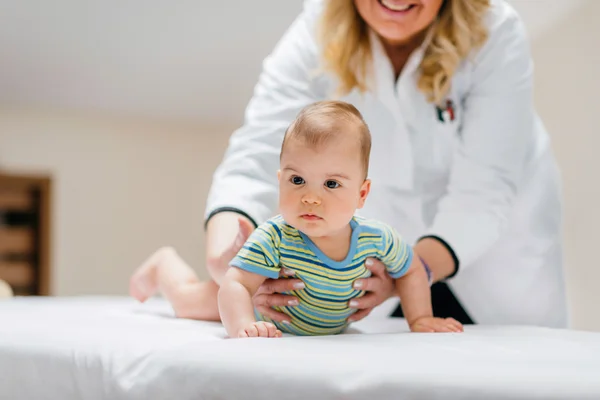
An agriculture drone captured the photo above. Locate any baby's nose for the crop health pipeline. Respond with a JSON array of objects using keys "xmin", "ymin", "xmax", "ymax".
[{"xmin": 301, "ymin": 193, "xmax": 321, "ymax": 205}]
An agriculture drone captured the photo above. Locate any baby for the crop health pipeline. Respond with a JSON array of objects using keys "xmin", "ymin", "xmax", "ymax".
[{"xmin": 131, "ymin": 100, "xmax": 463, "ymax": 338}]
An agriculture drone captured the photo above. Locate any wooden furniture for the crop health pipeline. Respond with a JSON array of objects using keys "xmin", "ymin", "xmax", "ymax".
[{"xmin": 0, "ymin": 172, "xmax": 51, "ymax": 295}]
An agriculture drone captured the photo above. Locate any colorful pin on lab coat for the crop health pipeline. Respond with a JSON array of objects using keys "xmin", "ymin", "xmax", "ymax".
[{"xmin": 436, "ymin": 99, "xmax": 455, "ymax": 123}]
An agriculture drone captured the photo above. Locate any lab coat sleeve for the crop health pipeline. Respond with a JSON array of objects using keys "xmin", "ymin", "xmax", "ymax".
[
  {"xmin": 425, "ymin": 11, "xmax": 536, "ymax": 271},
  {"xmin": 205, "ymin": 0, "xmax": 326, "ymax": 226}
]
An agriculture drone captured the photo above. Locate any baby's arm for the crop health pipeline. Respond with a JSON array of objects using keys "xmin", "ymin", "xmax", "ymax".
[
  {"xmin": 219, "ymin": 220, "xmax": 283, "ymax": 338},
  {"xmin": 394, "ymin": 256, "xmax": 431, "ymax": 325},
  {"xmin": 218, "ymin": 266, "xmax": 282, "ymax": 338},
  {"xmin": 377, "ymin": 223, "xmax": 463, "ymax": 333},
  {"xmin": 394, "ymin": 258, "xmax": 461, "ymax": 332}
]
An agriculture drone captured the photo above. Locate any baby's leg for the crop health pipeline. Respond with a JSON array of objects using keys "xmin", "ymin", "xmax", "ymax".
[{"xmin": 129, "ymin": 247, "xmax": 220, "ymax": 321}]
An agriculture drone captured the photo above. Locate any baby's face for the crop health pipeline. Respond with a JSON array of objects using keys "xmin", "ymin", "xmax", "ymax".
[{"xmin": 278, "ymin": 137, "xmax": 370, "ymax": 239}]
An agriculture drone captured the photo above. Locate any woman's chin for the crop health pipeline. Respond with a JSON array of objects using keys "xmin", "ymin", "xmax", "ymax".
[
  {"xmin": 374, "ymin": 21, "xmax": 431, "ymax": 48},
  {"xmin": 377, "ymin": 28, "xmax": 417, "ymax": 45}
]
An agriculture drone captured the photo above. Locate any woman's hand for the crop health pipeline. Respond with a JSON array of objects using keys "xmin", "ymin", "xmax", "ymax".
[
  {"xmin": 209, "ymin": 217, "xmax": 255, "ymax": 279},
  {"xmin": 348, "ymin": 258, "xmax": 396, "ymax": 322},
  {"xmin": 252, "ymin": 269, "xmax": 305, "ymax": 324},
  {"xmin": 206, "ymin": 214, "xmax": 256, "ymax": 284}
]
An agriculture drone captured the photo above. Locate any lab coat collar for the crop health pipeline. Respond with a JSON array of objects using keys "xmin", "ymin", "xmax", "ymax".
[
  {"xmin": 367, "ymin": 24, "xmax": 435, "ymax": 88},
  {"xmin": 367, "ymin": 24, "xmax": 435, "ymax": 117},
  {"xmin": 365, "ymin": 26, "xmax": 435, "ymax": 195}
]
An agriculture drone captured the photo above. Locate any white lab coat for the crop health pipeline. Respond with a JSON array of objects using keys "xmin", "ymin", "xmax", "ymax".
[{"xmin": 205, "ymin": 0, "xmax": 569, "ymax": 327}]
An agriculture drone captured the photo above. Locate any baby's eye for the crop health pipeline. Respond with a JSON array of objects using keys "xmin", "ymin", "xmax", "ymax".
[
  {"xmin": 325, "ymin": 180, "xmax": 340, "ymax": 189},
  {"xmin": 291, "ymin": 176, "xmax": 305, "ymax": 185}
]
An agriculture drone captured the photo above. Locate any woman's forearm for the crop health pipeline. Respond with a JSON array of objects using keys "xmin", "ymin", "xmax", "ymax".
[
  {"xmin": 205, "ymin": 211, "xmax": 254, "ymax": 285},
  {"xmin": 414, "ymin": 238, "xmax": 456, "ymax": 283}
]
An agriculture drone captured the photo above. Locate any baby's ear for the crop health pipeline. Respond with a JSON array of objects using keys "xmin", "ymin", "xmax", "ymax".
[
  {"xmin": 357, "ymin": 179, "xmax": 371, "ymax": 209},
  {"xmin": 277, "ymin": 170, "xmax": 281, "ymax": 182}
]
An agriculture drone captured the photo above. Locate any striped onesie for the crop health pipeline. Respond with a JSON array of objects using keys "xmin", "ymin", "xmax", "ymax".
[{"xmin": 230, "ymin": 215, "xmax": 413, "ymax": 336}]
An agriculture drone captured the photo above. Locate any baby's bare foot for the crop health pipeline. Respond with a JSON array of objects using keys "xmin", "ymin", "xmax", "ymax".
[
  {"xmin": 129, "ymin": 271, "xmax": 157, "ymax": 302},
  {"xmin": 129, "ymin": 248, "xmax": 169, "ymax": 302}
]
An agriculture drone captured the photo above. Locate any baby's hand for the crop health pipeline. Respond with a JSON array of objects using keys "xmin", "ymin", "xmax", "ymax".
[
  {"xmin": 238, "ymin": 321, "xmax": 282, "ymax": 338},
  {"xmin": 410, "ymin": 317, "xmax": 463, "ymax": 333}
]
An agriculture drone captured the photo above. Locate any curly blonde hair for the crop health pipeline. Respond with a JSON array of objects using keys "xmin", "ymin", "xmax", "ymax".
[{"xmin": 318, "ymin": 0, "xmax": 491, "ymax": 105}]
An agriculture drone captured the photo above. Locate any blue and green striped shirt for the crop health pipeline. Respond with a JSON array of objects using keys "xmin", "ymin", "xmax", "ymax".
[{"xmin": 230, "ymin": 215, "xmax": 413, "ymax": 336}]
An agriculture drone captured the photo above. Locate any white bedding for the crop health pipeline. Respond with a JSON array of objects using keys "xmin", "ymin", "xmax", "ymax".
[{"xmin": 1, "ymin": 296, "xmax": 600, "ymax": 400}]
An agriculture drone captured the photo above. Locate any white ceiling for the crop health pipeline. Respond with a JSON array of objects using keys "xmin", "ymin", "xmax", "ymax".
[{"xmin": 0, "ymin": 0, "xmax": 586, "ymax": 124}]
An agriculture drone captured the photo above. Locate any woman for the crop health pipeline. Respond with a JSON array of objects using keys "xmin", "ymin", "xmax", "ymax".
[{"xmin": 134, "ymin": 0, "xmax": 568, "ymax": 327}]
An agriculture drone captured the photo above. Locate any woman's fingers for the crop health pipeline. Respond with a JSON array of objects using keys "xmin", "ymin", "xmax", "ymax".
[
  {"xmin": 257, "ymin": 278, "xmax": 305, "ymax": 295},
  {"xmin": 254, "ymin": 293, "xmax": 299, "ymax": 308},
  {"xmin": 279, "ymin": 268, "xmax": 296, "ymax": 277},
  {"xmin": 353, "ymin": 258, "xmax": 395, "ymax": 298},
  {"xmin": 216, "ymin": 217, "xmax": 256, "ymax": 271},
  {"xmin": 365, "ymin": 257, "xmax": 387, "ymax": 276},
  {"xmin": 347, "ymin": 307, "xmax": 373, "ymax": 322},
  {"xmin": 348, "ymin": 293, "xmax": 379, "ymax": 310},
  {"xmin": 235, "ymin": 217, "xmax": 255, "ymax": 249},
  {"xmin": 252, "ymin": 274, "xmax": 303, "ymax": 325},
  {"xmin": 229, "ymin": 217, "xmax": 254, "ymax": 256},
  {"xmin": 256, "ymin": 306, "xmax": 292, "ymax": 324},
  {"xmin": 346, "ymin": 258, "xmax": 396, "ymax": 323},
  {"xmin": 353, "ymin": 275, "xmax": 380, "ymax": 292}
]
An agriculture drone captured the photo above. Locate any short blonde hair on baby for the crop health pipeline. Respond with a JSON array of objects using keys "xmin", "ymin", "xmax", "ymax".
[{"xmin": 281, "ymin": 101, "xmax": 371, "ymax": 178}]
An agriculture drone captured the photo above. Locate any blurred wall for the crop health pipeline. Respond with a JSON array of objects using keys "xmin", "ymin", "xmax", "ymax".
[
  {"xmin": 0, "ymin": 110, "xmax": 231, "ymax": 295},
  {"xmin": 527, "ymin": 0, "xmax": 600, "ymax": 331}
]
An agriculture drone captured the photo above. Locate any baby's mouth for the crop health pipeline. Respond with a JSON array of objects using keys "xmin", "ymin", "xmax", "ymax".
[{"xmin": 301, "ymin": 213, "xmax": 322, "ymax": 221}]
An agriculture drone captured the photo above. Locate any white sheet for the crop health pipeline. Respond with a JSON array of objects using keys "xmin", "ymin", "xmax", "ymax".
[{"xmin": 1, "ymin": 296, "xmax": 599, "ymax": 400}]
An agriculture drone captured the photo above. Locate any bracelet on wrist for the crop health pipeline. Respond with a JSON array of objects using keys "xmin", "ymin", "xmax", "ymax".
[{"xmin": 419, "ymin": 256, "xmax": 434, "ymax": 287}]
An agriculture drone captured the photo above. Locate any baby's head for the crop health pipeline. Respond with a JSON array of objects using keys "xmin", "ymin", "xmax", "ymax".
[{"xmin": 278, "ymin": 100, "xmax": 372, "ymax": 238}]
